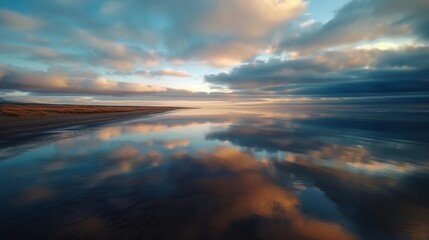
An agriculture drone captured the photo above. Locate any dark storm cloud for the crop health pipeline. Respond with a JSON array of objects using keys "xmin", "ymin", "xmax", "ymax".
[
  {"xmin": 278, "ymin": 0, "xmax": 429, "ymax": 52},
  {"xmin": 205, "ymin": 46, "xmax": 429, "ymax": 97}
]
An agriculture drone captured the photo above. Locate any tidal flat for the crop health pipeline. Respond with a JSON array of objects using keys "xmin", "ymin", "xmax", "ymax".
[{"xmin": 0, "ymin": 106, "xmax": 428, "ymax": 240}]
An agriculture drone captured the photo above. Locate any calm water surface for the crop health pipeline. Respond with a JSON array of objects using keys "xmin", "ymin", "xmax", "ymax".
[{"xmin": 0, "ymin": 107, "xmax": 428, "ymax": 240}]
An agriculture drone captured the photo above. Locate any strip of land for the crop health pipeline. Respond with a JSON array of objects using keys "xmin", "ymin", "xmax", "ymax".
[{"xmin": 0, "ymin": 103, "xmax": 181, "ymax": 139}]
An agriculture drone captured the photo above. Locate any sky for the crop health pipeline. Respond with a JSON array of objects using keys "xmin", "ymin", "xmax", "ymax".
[{"xmin": 0, "ymin": 0, "xmax": 428, "ymax": 106}]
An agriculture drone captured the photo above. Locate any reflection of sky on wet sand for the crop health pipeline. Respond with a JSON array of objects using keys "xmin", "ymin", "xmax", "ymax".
[{"xmin": 0, "ymin": 107, "xmax": 428, "ymax": 240}]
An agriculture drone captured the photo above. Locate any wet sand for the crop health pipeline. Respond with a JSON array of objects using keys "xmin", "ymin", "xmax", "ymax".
[{"xmin": 0, "ymin": 104, "xmax": 181, "ymax": 139}]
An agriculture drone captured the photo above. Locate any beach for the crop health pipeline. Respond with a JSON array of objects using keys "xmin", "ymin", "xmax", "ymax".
[{"xmin": 0, "ymin": 104, "xmax": 180, "ymax": 139}]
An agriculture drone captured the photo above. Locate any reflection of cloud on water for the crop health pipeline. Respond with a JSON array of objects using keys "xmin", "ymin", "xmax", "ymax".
[
  {"xmin": 277, "ymin": 155, "xmax": 429, "ymax": 240},
  {"xmin": 204, "ymin": 114, "xmax": 428, "ymax": 239},
  {"xmin": 6, "ymin": 145, "xmax": 356, "ymax": 239},
  {"xmin": 309, "ymin": 144, "xmax": 369, "ymax": 162},
  {"xmin": 94, "ymin": 123, "xmax": 169, "ymax": 141},
  {"xmin": 97, "ymin": 126, "xmax": 122, "ymax": 140},
  {"xmin": 207, "ymin": 116, "xmax": 425, "ymax": 177},
  {"xmin": 110, "ymin": 146, "xmax": 140, "ymax": 159},
  {"xmin": 285, "ymin": 144, "xmax": 418, "ymax": 175},
  {"xmin": 92, "ymin": 146, "xmax": 164, "ymax": 182},
  {"xmin": 54, "ymin": 216, "xmax": 109, "ymax": 240},
  {"xmin": 166, "ymin": 146, "xmax": 355, "ymax": 240},
  {"xmin": 143, "ymin": 138, "xmax": 191, "ymax": 149},
  {"xmin": 2, "ymin": 108, "xmax": 428, "ymax": 240},
  {"xmin": 17, "ymin": 186, "xmax": 55, "ymax": 205},
  {"xmin": 125, "ymin": 123, "xmax": 168, "ymax": 134},
  {"xmin": 163, "ymin": 138, "xmax": 190, "ymax": 149},
  {"xmin": 199, "ymin": 147, "xmax": 260, "ymax": 172},
  {"xmin": 43, "ymin": 160, "xmax": 66, "ymax": 172},
  {"xmin": 346, "ymin": 161, "xmax": 416, "ymax": 174}
]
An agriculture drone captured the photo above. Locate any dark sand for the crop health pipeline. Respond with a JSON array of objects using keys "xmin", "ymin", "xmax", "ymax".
[{"xmin": 0, "ymin": 104, "xmax": 181, "ymax": 139}]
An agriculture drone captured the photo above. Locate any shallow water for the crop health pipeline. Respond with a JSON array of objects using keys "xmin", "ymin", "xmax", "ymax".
[{"xmin": 0, "ymin": 107, "xmax": 428, "ymax": 240}]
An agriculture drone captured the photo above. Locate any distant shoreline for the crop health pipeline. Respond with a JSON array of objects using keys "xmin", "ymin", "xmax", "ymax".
[{"xmin": 0, "ymin": 103, "xmax": 183, "ymax": 139}]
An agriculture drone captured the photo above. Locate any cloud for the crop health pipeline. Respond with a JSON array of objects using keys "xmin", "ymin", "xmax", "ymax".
[
  {"xmin": 0, "ymin": 65, "xmax": 167, "ymax": 95},
  {"xmin": 181, "ymin": 0, "xmax": 307, "ymax": 66},
  {"xmin": 0, "ymin": 9, "xmax": 42, "ymax": 29},
  {"xmin": 135, "ymin": 68, "xmax": 190, "ymax": 78},
  {"xmin": 152, "ymin": 68, "xmax": 190, "ymax": 77},
  {"xmin": 205, "ymin": 45, "xmax": 429, "ymax": 97},
  {"xmin": 0, "ymin": 0, "xmax": 307, "ymax": 69},
  {"xmin": 199, "ymin": 0, "xmax": 306, "ymax": 38},
  {"xmin": 0, "ymin": 44, "xmax": 79, "ymax": 64},
  {"xmin": 190, "ymin": 41, "xmax": 267, "ymax": 67},
  {"xmin": 1, "ymin": 0, "xmax": 428, "ymax": 103},
  {"xmin": 150, "ymin": 0, "xmax": 307, "ymax": 66},
  {"xmin": 100, "ymin": 1, "xmax": 122, "ymax": 14},
  {"xmin": 205, "ymin": 48, "xmax": 384, "ymax": 89},
  {"xmin": 278, "ymin": 0, "xmax": 429, "ymax": 53},
  {"xmin": 0, "ymin": 36, "xmax": 159, "ymax": 72},
  {"xmin": 73, "ymin": 29, "xmax": 160, "ymax": 70}
]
